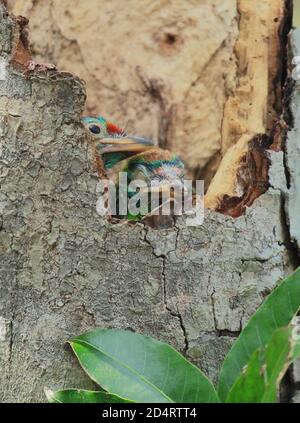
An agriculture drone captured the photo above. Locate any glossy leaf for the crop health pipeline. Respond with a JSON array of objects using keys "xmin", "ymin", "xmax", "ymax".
[
  {"xmin": 69, "ymin": 329, "xmax": 219, "ymax": 403},
  {"xmin": 226, "ymin": 326, "xmax": 300, "ymax": 403},
  {"xmin": 218, "ymin": 268, "xmax": 300, "ymax": 401},
  {"xmin": 45, "ymin": 388, "xmax": 133, "ymax": 403}
]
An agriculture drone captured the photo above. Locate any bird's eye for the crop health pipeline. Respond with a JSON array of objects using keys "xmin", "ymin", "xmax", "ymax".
[{"xmin": 89, "ymin": 125, "xmax": 101, "ymax": 134}]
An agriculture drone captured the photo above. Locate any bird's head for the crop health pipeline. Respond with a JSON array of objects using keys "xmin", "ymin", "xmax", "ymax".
[{"xmin": 82, "ymin": 116, "xmax": 154, "ymax": 169}]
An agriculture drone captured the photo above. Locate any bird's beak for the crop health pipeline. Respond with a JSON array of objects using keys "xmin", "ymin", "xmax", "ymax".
[{"xmin": 97, "ymin": 136, "xmax": 154, "ymax": 154}]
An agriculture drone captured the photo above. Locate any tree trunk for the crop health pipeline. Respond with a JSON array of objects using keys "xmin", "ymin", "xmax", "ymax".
[{"xmin": 0, "ymin": 1, "xmax": 299, "ymax": 402}]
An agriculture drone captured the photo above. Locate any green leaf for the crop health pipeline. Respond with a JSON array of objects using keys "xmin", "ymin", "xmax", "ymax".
[
  {"xmin": 69, "ymin": 329, "xmax": 219, "ymax": 403},
  {"xmin": 45, "ymin": 388, "xmax": 133, "ymax": 403},
  {"xmin": 226, "ymin": 326, "xmax": 300, "ymax": 403},
  {"xmin": 218, "ymin": 267, "xmax": 300, "ymax": 401}
]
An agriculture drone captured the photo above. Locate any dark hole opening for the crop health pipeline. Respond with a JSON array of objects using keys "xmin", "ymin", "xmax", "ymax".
[{"xmin": 165, "ymin": 33, "xmax": 177, "ymax": 45}]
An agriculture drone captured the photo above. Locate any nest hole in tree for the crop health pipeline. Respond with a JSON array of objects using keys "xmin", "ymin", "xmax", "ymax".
[{"xmin": 6, "ymin": 0, "xmax": 292, "ymax": 228}]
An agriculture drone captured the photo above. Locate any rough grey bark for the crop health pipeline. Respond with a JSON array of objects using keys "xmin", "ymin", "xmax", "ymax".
[
  {"xmin": 0, "ymin": 5, "xmax": 298, "ymax": 403},
  {"xmin": 286, "ymin": 28, "xmax": 300, "ymax": 402}
]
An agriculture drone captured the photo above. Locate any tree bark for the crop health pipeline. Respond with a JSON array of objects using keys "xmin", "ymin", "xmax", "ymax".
[
  {"xmin": 0, "ymin": 1, "xmax": 299, "ymax": 403},
  {"xmin": 9, "ymin": 0, "xmax": 288, "ymax": 188}
]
